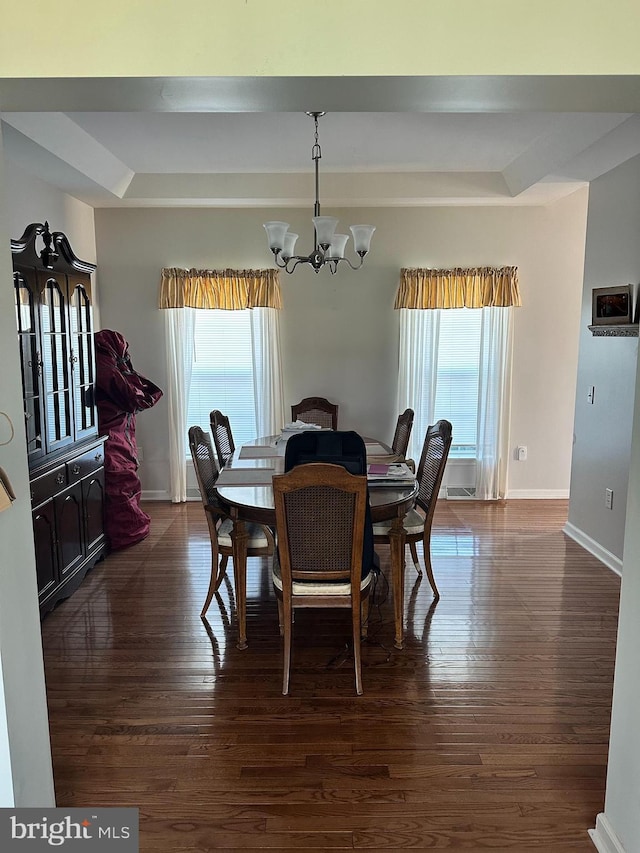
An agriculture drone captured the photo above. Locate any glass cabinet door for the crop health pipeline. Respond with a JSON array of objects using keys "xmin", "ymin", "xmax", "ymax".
[
  {"xmin": 38, "ymin": 272, "xmax": 73, "ymax": 454},
  {"xmin": 68, "ymin": 275, "xmax": 97, "ymax": 442},
  {"xmin": 14, "ymin": 268, "xmax": 45, "ymax": 461}
]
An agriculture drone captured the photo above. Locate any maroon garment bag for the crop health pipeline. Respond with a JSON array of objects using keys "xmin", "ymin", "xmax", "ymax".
[{"xmin": 95, "ymin": 330, "xmax": 163, "ymax": 550}]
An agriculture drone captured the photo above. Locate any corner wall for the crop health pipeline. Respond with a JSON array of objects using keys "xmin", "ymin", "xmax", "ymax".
[{"xmin": 567, "ymin": 155, "xmax": 640, "ymax": 570}]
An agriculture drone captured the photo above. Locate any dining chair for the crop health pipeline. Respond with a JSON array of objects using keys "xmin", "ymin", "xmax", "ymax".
[
  {"xmin": 188, "ymin": 425, "xmax": 275, "ymax": 617},
  {"xmin": 391, "ymin": 408, "xmax": 414, "ymax": 460},
  {"xmin": 372, "ymin": 419, "xmax": 452, "ymax": 599},
  {"xmin": 209, "ymin": 410, "xmax": 235, "ymax": 469},
  {"xmin": 272, "ymin": 462, "xmax": 373, "ymax": 695},
  {"xmin": 291, "ymin": 396, "xmax": 338, "ymax": 430}
]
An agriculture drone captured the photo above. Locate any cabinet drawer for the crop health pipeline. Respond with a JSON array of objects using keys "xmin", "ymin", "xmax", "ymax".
[
  {"xmin": 31, "ymin": 465, "xmax": 67, "ymax": 507},
  {"xmin": 67, "ymin": 446, "xmax": 105, "ymax": 484}
]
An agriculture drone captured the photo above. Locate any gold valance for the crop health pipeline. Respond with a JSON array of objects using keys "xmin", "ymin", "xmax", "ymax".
[
  {"xmin": 159, "ymin": 267, "xmax": 282, "ymax": 310},
  {"xmin": 394, "ymin": 267, "xmax": 521, "ymax": 309}
]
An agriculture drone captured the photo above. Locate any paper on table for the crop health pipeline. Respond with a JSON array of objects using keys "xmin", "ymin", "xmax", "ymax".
[
  {"xmin": 368, "ymin": 463, "xmax": 389, "ymax": 475},
  {"xmin": 365, "ymin": 442, "xmax": 392, "ymax": 457},
  {"xmin": 282, "ymin": 420, "xmax": 323, "ymax": 431},
  {"xmin": 367, "ymin": 462, "xmax": 415, "ymax": 487},
  {"xmin": 216, "ymin": 468, "xmax": 274, "ymax": 487},
  {"xmin": 239, "ymin": 445, "xmax": 280, "ymax": 459}
]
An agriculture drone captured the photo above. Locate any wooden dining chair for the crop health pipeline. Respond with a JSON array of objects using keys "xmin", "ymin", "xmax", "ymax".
[
  {"xmin": 291, "ymin": 396, "xmax": 338, "ymax": 430},
  {"xmin": 391, "ymin": 408, "xmax": 414, "ymax": 460},
  {"xmin": 272, "ymin": 462, "xmax": 373, "ymax": 695},
  {"xmin": 209, "ymin": 410, "xmax": 235, "ymax": 469},
  {"xmin": 372, "ymin": 419, "xmax": 452, "ymax": 599},
  {"xmin": 188, "ymin": 426, "xmax": 275, "ymax": 617}
]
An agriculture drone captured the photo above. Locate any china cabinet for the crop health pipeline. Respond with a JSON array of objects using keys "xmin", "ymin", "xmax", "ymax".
[{"xmin": 12, "ymin": 222, "xmax": 107, "ymax": 615}]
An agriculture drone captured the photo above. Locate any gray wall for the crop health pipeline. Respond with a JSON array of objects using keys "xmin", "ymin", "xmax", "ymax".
[
  {"xmin": 567, "ymin": 155, "xmax": 640, "ymax": 570},
  {"xmin": 565, "ymin": 152, "xmax": 640, "ymax": 853},
  {"xmin": 597, "ymin": 350, "xmax": 640, "ymax": 853},
  {"xmin": 0, "ymin": 134, "xmax": 55, "ymax": 805},
  {"xmin": 602, "ymin": 353, "xmax": 640, "ymax": 851},
  {"xmin": 94, "ymin": 193, "xmax": 588, "ymax": 499}
]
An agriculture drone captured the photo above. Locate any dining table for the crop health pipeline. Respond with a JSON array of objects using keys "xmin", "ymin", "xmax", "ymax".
[{"xmin": 215, "ymin": 434, "xmax": 418, "ymax": 651}]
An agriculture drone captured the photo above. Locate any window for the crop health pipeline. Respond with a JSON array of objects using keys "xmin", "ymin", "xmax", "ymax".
[
  {"xmin": 398, "ymin": 305, "xmax": 512, "ymax": 470},
  {"xmin": 163, "ymin": 270, "xmax": 285, "ymax": 502},
  {"xmin": 432, "ymin": 309, "xmax": 481, "ymax": 458},
  {"xmin": 396, "ymin": 269, "xmax": 517, "ymax": 500},
  {"xmin": 186, "ymin": 309, "xmax": 257, "ymax": 450}
]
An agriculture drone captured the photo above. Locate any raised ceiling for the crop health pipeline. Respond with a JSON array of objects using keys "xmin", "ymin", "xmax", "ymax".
[{"xmin": 2, "ymin": 76, "xmax": 640, "ymax": 208}]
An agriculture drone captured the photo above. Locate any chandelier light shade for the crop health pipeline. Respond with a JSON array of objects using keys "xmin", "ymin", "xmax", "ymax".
[{"xmin": 263, "ymin": 112, "xmax": 376, "ymax": 274}]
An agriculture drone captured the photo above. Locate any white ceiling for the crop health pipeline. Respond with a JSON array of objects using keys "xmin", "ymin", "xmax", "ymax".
[{"xmin": 2, "ymin": 76, "xmax": 640, "ymax": 208}]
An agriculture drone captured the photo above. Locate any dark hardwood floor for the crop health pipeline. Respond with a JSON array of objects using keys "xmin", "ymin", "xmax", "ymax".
[{"xmin": 41, "ymin": 499, "xmax": 620, "ymax": 850}]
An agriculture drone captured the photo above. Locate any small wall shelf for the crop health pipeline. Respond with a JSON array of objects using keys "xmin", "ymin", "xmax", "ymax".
[{"xmin": 588, "ymin": 324, "xmax": 639, "ymax": 337}]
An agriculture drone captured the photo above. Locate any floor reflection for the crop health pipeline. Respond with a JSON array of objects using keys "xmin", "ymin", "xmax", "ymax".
[{"xmin": 39, "ymin": 499, "xmax": 620, "ymax": 850}]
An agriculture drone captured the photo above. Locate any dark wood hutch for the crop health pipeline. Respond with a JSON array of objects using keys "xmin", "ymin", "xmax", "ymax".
[{"xmin": 12, "ymin": 222, "xmax": 107, "ymax": 615}]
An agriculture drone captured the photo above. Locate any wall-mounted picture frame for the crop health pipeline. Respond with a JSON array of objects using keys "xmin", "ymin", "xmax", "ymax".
[{"xmin": 592, "ymin": 285, "xmax": 633, "ymax": 326}]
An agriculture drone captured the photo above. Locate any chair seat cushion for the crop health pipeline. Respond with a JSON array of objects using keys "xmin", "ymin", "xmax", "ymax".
[
  {"xmin": 372, "ymin": 507, "xmax": 424, "ymax": 537},
  {"xmin": 271, "ymin": 554, "xmax": 373, "ymax": 596},
  {"xmin": 217, "ymin": 518, "xmax": 271, "ymax": 549}
]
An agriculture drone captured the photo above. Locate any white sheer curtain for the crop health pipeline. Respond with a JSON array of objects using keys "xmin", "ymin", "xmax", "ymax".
[
  {"xmin": 397, "ymin": 308, "xmax": 440, "ymax": 462},
  {"xmin": 397, "ymin": 306, "xmax": 514, "ymax": 499},
  {"xmin": 475, "ymin": 307, "xmax": 513, "ymax": 500},
  {"xmin": 250, "ymin": 307, "xmax": 286, "ymax": 436},
  {"xmin": 165, "ymin": 308, "xmax": 195, "ymax": 502}
]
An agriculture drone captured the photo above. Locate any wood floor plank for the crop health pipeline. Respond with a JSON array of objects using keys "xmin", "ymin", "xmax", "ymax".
[{"xmin": 40, "ymin": 498, "xmax": 619, "ymax": 849}]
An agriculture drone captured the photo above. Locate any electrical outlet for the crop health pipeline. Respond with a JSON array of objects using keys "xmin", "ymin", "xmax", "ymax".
[
  {"xmin": 517, "ymin": 446, "xmax": 527, "ymax": 462},
  {"xmin": 605, "ymin": 488, "xmax": 613, "ymax": 510}
]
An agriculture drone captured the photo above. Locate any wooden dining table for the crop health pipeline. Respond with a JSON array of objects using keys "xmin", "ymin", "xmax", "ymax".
[{"xmin": 215, "ymin": 435, "xmax": 418, "ymax": 651}]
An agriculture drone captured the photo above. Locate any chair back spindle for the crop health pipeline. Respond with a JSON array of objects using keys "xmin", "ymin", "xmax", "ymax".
[
  {"xmin": 210, "ymin": 410, "xmax": 235, "ymax": 469},
  {"xmin": 416, "ymin": 419, "xmax": 453, "ymax": 520},
  {"xmin": 391, "ymin": 408, "xmax": 414, "ymax": 459}
]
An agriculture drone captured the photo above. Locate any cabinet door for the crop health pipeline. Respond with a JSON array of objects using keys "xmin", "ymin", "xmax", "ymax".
[
  {"xmin": 38, "ymin": 272, "xmax": 73, "ymax": 455},
  {"xmin": 32, "ymin": 500, "xmax": 58, "ymax": 602},
  {"xmin": 68, "ymin": 274, "xmax": 98, "ymax": 443},
  {"xmin": 14, "ymin": 267, "xmax": 45, "ymax": 462},
  {"xmin": 82, "ymin": 468, "xmax": 106, "ymax": 554},
  {"xmin": 54, "ymin": 483, "xmax": 85, "ymax": 579}
]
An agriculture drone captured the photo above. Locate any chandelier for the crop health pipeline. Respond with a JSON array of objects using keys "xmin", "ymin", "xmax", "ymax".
[{"xmin": 263, "ymin": 112, "xmax": 376, "ymax": 274}]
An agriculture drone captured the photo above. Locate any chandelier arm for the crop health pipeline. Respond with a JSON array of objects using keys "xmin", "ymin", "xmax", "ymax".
[
  {"xmin": 284, "ymin": 256, "xmax": 312, "ymax": 274},
  {"xmin": 333, "ymin": 254, "xmax": 366, "ymax": 271}
]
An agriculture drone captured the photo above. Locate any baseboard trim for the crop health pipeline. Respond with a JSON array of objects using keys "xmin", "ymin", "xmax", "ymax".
[
  {"xmin": 141, "ymin": 490, "xmax": 172, "ymax": 502},
  {"xmin": 506, "ymin": 489, "xmax": 570, "ymax": 499},
  {"xmin": 589, "ymin": 813, "xmax": 627, "ymax": 853},
  {"xmin": 564, "ymin": 522, "xmax": 623, "ymax": 576}
]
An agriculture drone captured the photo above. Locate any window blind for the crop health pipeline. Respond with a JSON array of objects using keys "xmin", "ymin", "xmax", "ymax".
[
  {"xmin": 432, "ymin": 309, "xmax": 482, "ymax": 456},
  {"xmin": 186, "ymin": 309, "xmax": 257, "ymax": 449}
]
